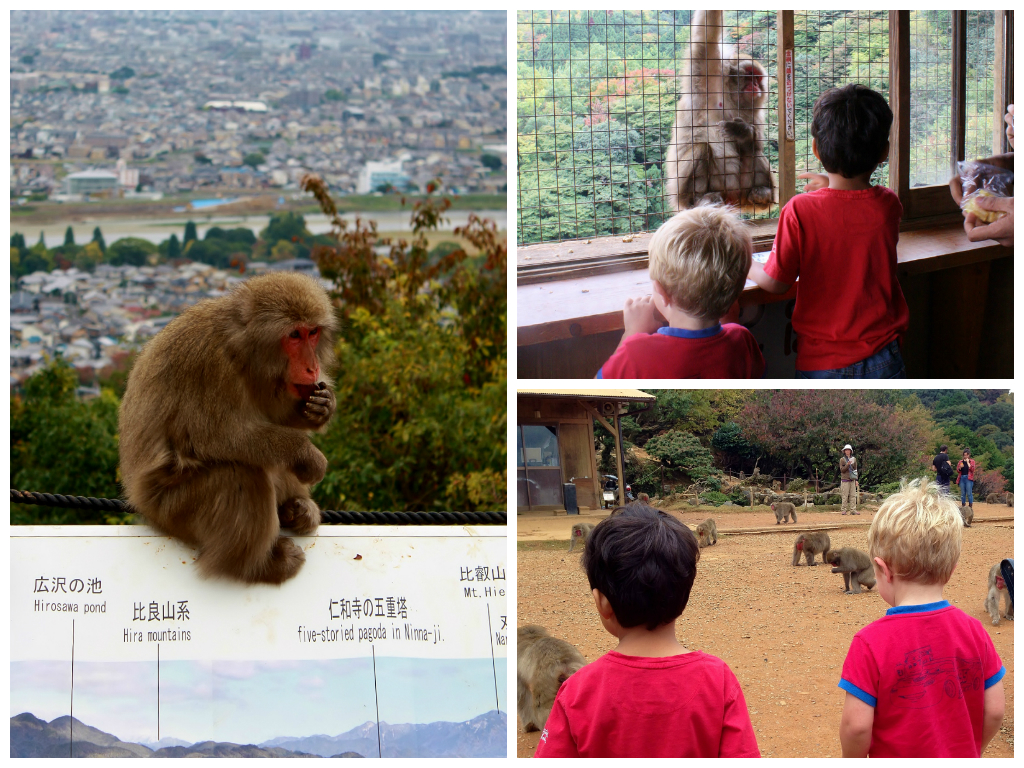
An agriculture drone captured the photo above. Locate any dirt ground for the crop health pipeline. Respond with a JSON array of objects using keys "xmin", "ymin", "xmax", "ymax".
[{"xmin": 517, "ymin": 502, "xmax": 1015, "ymax": 758}]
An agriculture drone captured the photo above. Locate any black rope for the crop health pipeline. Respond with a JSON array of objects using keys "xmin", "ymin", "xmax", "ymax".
[{"xmin": 11, "ymin": 490, "xmax": 506, "ymax": 526}]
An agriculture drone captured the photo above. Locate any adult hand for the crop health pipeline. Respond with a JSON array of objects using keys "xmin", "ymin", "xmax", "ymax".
[
  {"xmin": 798, "ymin": 172, "xmax": 829, "ymax": 192},
  {"xmin": 1005, "ymin": 104, "xmax": 1014, "ymax": 149},
  {"xmin": 622, "ymin": 295, "xmax": 667, "ymax": 338},
  {"xmin": 964, "ymin": 195, "xmax": 1014, "ymax": 247}
]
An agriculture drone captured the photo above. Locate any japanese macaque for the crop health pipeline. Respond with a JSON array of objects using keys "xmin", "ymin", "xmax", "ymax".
[
  {"xmin": 119, "ymin": 272, "xmax": 338, "ymax": 584},
  {"xmin": 827, "ymin": 548, "xmax": 876, "ymax": 594},
  {"xmin": 959, "ymin": 504, "xmax": 974, "ymax": 528},
  {"xmin": 792, "ymin": 532, "xmax": 831, "ymax": 566},
  {"xmin": 695, "ymin": 518, "xmax": 718, "ymax": 547},
  {"xmin": 664, "ymin": 10, "xmax": 774, "ymax": 211},
  {"xmin": 517, "ymin": 625, "xmax": 587, "ymax": 732},
  {"xmin": 985, "ymin": 564, "xmax": 1013, "ymax": 626},
  {"xmin": 772, "ymin": 501, "xmax": 798, "ymax": 524},
  {"xmin": 568, "ymin": 522, "xmax": 595, "ymax": 552}
]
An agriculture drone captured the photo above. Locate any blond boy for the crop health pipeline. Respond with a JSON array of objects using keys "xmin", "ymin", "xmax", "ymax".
[
  {"xmin": 597, "ymin": 205, "xmax": 764, "ymax": 379},
  {"xmin": 838, "ymin": 479, "xmax": 1005, "ymax": 757}
]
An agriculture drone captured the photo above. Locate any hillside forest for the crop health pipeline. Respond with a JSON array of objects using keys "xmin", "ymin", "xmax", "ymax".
[{"xmin": 598, "ymin": 390, "xmax": 1013, "ymax": 505}]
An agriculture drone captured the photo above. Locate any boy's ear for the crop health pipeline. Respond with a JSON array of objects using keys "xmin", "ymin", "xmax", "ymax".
[
  {"xmin": 592, "ymin": 588, "xmax": 615, "ymax": 621},
  {"xmin": 651, "ymin": 279, "xmax": 670, "ymax": 305},
  {"xmin": 811, "ymin": 137, "xmax": 820, "ymax": 162},
  {"xmin": 873, "ymin": 557, "xmax": 894, "ymax": 583}
]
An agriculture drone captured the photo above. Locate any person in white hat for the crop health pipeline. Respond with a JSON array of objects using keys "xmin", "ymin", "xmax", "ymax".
[{"xmin": 839, "ymin": 444, "xmax": 859, "ymax": 515}]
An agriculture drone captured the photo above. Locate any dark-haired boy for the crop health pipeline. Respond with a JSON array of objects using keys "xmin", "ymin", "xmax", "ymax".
[
  {"xmin": 748, "ymin": 84, "xmax": 910, "ymax": 378},
  {"xmin": 533, "ymin": 504, "xmax": 760, "ymax": 758}
]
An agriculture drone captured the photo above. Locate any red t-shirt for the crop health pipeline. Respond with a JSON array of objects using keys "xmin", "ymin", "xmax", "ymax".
[
  {"xmin": 838, "ymin": 601, "xmax": 1005, "ymax": 758},
  {"xmin": 533, "ymin": 650, "xmax": 760, "ymax": 758},
  {"xmin": 598, "ymin": 324, "xmax": 765, "ymax": 379},
  {"xmin": 764, "ymin": 186, "xmax": 910, "ymax": 371}
]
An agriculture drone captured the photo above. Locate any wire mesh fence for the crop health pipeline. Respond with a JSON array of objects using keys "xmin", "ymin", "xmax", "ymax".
[
  {"xmin": 516, "ymin": 10, "xmax": 1003, "ymax": 247},
  {"xmin": 516, "ymin": 9, "xmax": 778, "ymax": 245},
  {"xmin": 792, "ymin": 10, "xmax": 889, "ymax": 186}
]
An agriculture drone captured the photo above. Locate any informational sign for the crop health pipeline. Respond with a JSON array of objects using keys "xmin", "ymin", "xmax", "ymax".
[
  {"xmin": 785, "ymin": 49, "xmax": 795, "ymax": 141},
  {"xmin": 11, "ymin": 525, "xmax": 507, "ymax": 758}
]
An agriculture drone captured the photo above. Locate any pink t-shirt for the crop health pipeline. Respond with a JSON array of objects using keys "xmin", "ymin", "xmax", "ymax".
[
  {"xmin": 598, "ymin": 324, "xmax": 765, "ymax": 379},
  {"xmin": 764, "ymin": 186, "xmax": 910, "ymax": 371},
  {"xmin": 839, "ymin": 600, "xmax": 1005, "ymax": 758},
  {"xmin": 534, "ymin": 650, "xmax": 760, "ymax": 758}
]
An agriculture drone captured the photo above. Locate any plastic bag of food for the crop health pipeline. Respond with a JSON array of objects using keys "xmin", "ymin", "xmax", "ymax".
[{"xmin": 957, "ymin": 161, "xmax": 1014, "ymax": 223}]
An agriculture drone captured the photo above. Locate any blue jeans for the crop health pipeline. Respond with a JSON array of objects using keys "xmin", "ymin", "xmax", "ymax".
[
  {"xmin": 796, "ymin": 340, "xmax": 906, "ymax": 379},
  {"xmin": 960, "ymin": 477, "xmax": 974, "ymax": 504}
]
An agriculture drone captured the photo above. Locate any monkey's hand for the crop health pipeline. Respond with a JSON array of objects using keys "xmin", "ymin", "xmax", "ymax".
[
  {"xmin": 303, "ymin": 382, "xmax": 336, "ymax": 429},
  {"xmin": 292, "ymin": 445, "xmax": 328, "ymax": 485},
  {"xmin": 798, "ymin": 172, "xmax": 830, "ymax": 193},
  {"xmin": 718, "ymin": 117, "xmax": 756, "ymax": 143},
  {"xmin": 279, "ymin": 497, "xmax": 321, "ymax": 535}
]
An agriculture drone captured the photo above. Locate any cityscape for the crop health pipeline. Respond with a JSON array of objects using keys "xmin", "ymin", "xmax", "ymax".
[{"xmin": 9, "ymin": 10, "xmax": 508, "ymax": 388}]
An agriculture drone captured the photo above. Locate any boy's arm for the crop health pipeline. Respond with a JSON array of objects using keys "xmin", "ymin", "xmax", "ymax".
[
  {"xmin": 981, "ymin": 679, "xmax": 1005, "ymax": 753},
  {"xmin": 747, "ymin": 261, "xmax": 790, "ymax": 295},
  {"xmin": 532, "ymin": 698, "xmax": 580, "ymax": 758},
  {"xmin": 839, "ymin": 693, "xmax": 874, "ymax": 757},
  {"xmin": 719, "ymin": 667, "xmax": 762, "ymax": 757}
]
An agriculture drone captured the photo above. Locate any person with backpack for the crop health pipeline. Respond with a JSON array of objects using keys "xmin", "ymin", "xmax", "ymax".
[
  {"xmin": 933, "ymin": 445, "xmax": 954, "ymax": 495},
  {"xmin": 840, "ymin": 444, "xmax": 860, "ymax": 515}
]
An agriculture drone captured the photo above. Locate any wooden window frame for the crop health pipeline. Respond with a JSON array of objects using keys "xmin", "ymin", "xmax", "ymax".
[{"xmin": 517, "ymin": 9, "xmax": 1013, "ymax": 285}]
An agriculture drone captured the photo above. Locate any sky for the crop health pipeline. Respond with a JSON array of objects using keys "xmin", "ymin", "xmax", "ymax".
[{"xmin": 11, "ymin": 656, "xmax": 506, "ymax": 746}]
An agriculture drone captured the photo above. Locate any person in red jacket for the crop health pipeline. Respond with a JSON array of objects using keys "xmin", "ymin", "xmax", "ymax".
[
  {"xmin": 534, "ymin": 503, "xmax": 760, "ymax": 758},
  {"xmin": 955, "ymin": 449, "xmax": 977, "ymax": 508}
]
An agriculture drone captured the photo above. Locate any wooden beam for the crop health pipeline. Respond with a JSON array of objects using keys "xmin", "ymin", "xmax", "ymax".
[
  {"xmin": 993, "ymin": 10, "xmax": 1014, "ymax": 154},
  {"xmin": 951, "ymin": 11, "xmax": 967, "ymax": 164},
  {"xmin": 888, "ymin": 11, "xmax": 911, "ymax": 209},
  {"xmin": 777, "ymin": 10, "xmax": 796, "ymax": 207}
]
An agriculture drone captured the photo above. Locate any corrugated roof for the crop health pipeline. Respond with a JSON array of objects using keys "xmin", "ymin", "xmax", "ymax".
[{"xmin": 517, "ymin": 388, "xmax": 655, "ymax": 401}]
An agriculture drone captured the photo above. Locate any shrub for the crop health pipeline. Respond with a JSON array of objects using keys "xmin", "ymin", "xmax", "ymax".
[{"xmin": 702, "ymin": 491, "xmax": 730, "ymax": 506}]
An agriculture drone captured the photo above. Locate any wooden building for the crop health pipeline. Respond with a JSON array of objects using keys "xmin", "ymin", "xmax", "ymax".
[{"xmin": 516, "ymin": 388, "xmax": 655, "ymax": 514}]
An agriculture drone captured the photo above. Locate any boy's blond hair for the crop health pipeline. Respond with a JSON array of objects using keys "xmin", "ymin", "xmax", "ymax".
[
  {"xmin": 867, "ymin": 477, "xmax": 962, "ymax": 584},
  {"xmin": 648, "ymin": 205, "xmax": 752, "ymax": 320}
]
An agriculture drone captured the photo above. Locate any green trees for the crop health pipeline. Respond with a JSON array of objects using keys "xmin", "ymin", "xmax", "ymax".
[
  {"xmin": 63, "ymin": 226, "xmax": 75, "ymax": 246},
  {"xmin": 302, "ymin": 175, "xmax": 506, "ymax": 511},
  {"xmin": 91, "ymin": 226, "xmax": 106, "ymax": 253},
  {"xmin": 183, "ymin": 220, "xmax": 198, "ymax": 245},
  {"xmin": 243, "ymin": 151, "xmax": 266, "ymax": 169},
  {"xmin": 106, "ymin": 237, "xmax": 158, "ymax": 267},
  {"xmin": 11, "ymin": 360, "xmax": 126, "ymax": 524}
]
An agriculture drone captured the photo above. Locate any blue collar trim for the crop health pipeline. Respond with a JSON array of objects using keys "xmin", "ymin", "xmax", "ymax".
[
  {"xmin": 885, "ymin": 600, "xmax": 950, "ymax": 616},
  {"xmin": 657, "ymin": 324, "xmax": 723, "ymax": 339}
]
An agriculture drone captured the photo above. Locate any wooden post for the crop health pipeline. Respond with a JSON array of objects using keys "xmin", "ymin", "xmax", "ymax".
[
  {"xmin": 777, "ymin": 10, "xmax": 797, "ymax": 206},
  {"xmin": 993, "ymin": 11, "xmax": 1013, "ymax": 154},
  {"xmin": 889, "ymin": 11, "xmax": 911, "ymax": 211},
  {"xmin": 951, "ymin": 11, "xmax": 967, "ymax": 165},
  {"xmin": 613, "ymin": 410, "xmax": 626, "ymax": 507}
]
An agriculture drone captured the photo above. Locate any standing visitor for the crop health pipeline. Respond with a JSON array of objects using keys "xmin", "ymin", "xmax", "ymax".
[
  {"xmin": 840, "ymin": 444, "xmax": 860, "ymax": 515},
  {"xmin": 933, "ymin": 445, "xmax": 954, "ymax": 494},
  {"xmin": 956, "ymin": 449, "xmax": 977, "ymax": 509}
]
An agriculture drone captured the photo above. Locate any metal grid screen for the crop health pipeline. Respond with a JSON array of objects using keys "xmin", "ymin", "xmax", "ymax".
[
  {"xmin": 964, "ymin": 11, "xmax": 999, "ymax": 160},
  {"xmin": 793, "ymin": 10, "xmax": 890, "ymax": 188},
  {"xmin": 516, "ymin": 10, "xmax": 778, "ymax": 246}
]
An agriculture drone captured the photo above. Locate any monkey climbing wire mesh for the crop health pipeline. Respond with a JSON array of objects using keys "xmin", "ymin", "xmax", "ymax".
[
  {"xmin": 516, "ymin": 9, "xmax": 779, "ymax": 245},
  {"xmin": 10, "ymin": 490, "xmax": 507, "ymax": 526}
]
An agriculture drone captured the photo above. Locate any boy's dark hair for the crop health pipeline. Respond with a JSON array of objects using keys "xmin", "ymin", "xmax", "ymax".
[
  {"xmin": 811, "ymin": 84, "xmax": 893, "ymax": 179},
  {"xmin": 582, "ymin": 503, "xmax": 700, "ymax": 630}
]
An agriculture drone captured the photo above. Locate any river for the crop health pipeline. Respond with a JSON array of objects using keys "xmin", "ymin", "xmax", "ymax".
[{"xmin": 22, "ymin": 210, "xmax": 507, "ymax": 249}]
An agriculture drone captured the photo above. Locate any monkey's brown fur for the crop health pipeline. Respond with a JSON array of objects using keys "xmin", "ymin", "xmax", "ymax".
[
  {"xmin": 985, "ymin": 563, "xmax": 1013, "ymax": 626},
  {"xmin": 792, "ymin": 532, "xmax": 830, "ymax": 566},
  {"xmin": 568, "ymin": 522, "xmax": 595, "ymax": 552},
  {"xmin": 695, "ymin": 518, "xmax": 718, "ymax": 548},
  {"xmin": 827, "ymin": 548, "xmax": 876, "ymax": 594},
  {"xmin": 517, "ymin": 625, "xmax": 586, "ymax": 732},
  {"xmin": 772, "ymin": 501, "xmax": 798, "ymax": 524},
  {"xmin": 119, "ymin": 272, "xmax": 338, "ymax": 584},
  {"xmin": 664, "ymin": 10, "xmax": 774, "ymax": 211},
  {"xmin": 959, "ymin": 504, "xmax": 974, "ymax": 528}
]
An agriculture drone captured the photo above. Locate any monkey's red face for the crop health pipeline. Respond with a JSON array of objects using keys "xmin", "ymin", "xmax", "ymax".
[
  {"xmin": 731, "ymin": 62, "xmax": 767, "ymax": 105},
  {"xmin": 281, "ymin": 325, "xmax": 322, "ymax": 399}
]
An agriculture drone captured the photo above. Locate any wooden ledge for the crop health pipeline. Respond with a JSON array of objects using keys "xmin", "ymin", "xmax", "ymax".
[{"xmin": 517, "ymin": 223, "xmax": 1010, "ymax": 346}]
